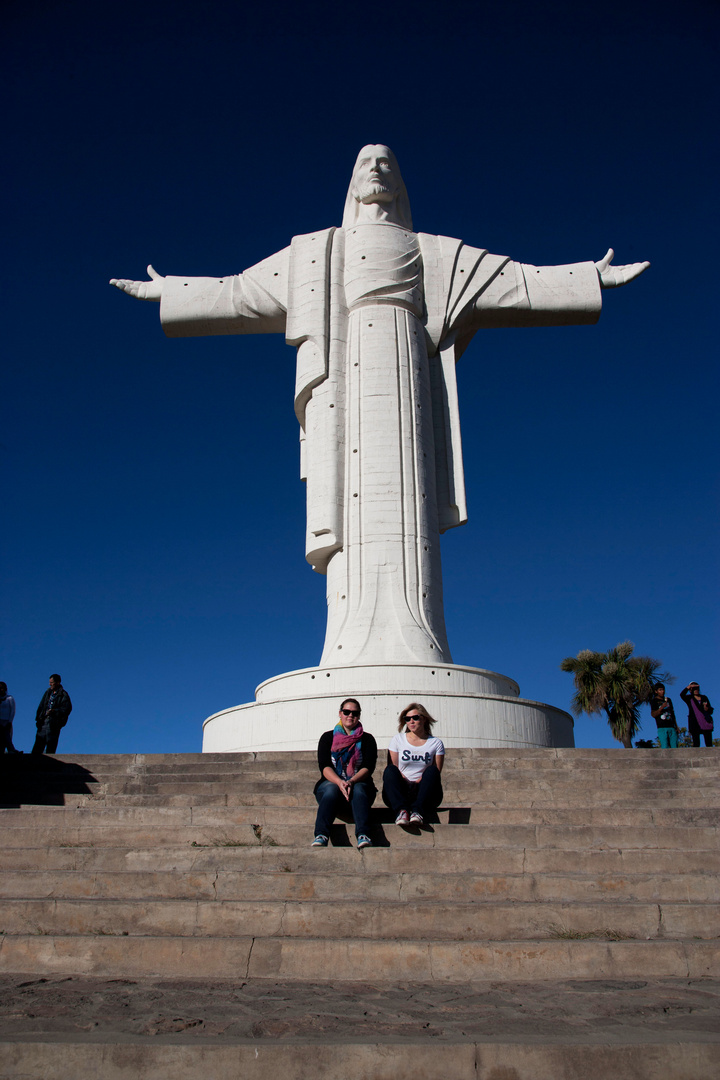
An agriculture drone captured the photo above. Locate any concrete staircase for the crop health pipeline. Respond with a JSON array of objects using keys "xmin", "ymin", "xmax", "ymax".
[{"xmin": 1, "ymin": 749, "xmax": 718, "ymax": 1078}]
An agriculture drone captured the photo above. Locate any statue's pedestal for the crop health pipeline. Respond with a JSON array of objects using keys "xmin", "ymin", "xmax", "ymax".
[{"xmin": 202, "ymin": 662, "xmax": 574, "ymax": 751}]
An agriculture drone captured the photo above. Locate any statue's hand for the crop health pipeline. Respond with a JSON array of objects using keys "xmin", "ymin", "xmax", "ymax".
[
  {"xmin": 595, "ymin": 248, "xmax": 650, "ymax": 289},
  {"xmin": 109, "ymin": 264, "xmax": 164, "ymax": 301}
]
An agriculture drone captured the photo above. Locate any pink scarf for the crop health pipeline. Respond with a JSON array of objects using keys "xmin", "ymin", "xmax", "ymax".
[{"xmin": 331, "ymin": 721, "xmax": 364, "ymax": 779}]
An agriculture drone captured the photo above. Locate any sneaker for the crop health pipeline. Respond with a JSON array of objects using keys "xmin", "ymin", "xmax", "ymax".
[
  {"xmin": 409, "ymin": 812, "xmax": 424, "ymax": 825},
  {"xmin": 311, "ymin": 835, "xmax": 329, "ymax": 847},
  {"xmin": 357, "ymin": 835, "xmax": 373, "ymax": 849},
  {"xmin": 395, "ymin": 810, "xmax": 410, "ymax": 826}
]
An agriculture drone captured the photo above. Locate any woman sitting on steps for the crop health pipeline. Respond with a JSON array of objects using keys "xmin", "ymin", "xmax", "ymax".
[
  {"xmin": 383, "ymin": 703, "xmax": 445, "ymax": 827},
  {"xmin": 312, "ymin": 698, "xmax": 377, "ymax": 849}
]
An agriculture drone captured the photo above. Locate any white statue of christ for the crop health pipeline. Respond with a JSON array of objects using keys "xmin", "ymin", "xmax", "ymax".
[{"xmin": 112, "ymin": 145, "xmax": 648, "ymax": 671}]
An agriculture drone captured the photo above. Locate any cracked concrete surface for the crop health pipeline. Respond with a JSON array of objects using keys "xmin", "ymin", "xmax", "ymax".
[{"xmin": 1, "ymin": 975, "xmax": 719, "ymax": 1044}]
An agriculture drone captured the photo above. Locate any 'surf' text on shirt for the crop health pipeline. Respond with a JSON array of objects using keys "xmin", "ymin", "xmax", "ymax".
[{"xmin": 401, "ymin": 749, "xmax": 432, "ymax": 764}]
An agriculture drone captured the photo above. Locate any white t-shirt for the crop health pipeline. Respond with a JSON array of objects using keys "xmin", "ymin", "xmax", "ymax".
[{"xmin": 389, "ymin": 732, "xmax": 445, "ymax": 782}]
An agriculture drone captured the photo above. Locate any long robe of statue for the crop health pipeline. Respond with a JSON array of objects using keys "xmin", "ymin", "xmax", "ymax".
[{"xmin": 112, "ymin": 145, "xmax": 648, "ymax": 670}]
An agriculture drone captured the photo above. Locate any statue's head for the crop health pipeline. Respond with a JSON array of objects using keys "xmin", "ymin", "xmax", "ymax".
[{"xmin": 342, "ymin": 144, "xmax": 413, "ymax": 230}]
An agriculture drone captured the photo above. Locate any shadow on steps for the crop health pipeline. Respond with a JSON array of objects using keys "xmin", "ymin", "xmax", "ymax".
[
  {"xmin": 0, "ymin": 755, "xmax": 98, "ymax": 807},
  {"xmin": 326, "ymin": 804, "xmax": 472, "ymax": 844}
]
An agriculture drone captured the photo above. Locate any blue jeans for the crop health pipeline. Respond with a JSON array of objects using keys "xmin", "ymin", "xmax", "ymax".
[
  {"xmin": 657, "ymin": 727, "xmax": 678, "ymax": 748},
  {"xmin": 314, "ymin": 779, "xmax": 374, "ymax": 838},
  {"xmin": 382, "ymin": 762, "xmax": 443, "ymax": 818}
]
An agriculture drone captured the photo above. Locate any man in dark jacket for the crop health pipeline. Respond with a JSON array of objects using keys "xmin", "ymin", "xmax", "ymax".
[{"xmin": 32, "ymin": 674, "xmax": 72, "ymax": 754}]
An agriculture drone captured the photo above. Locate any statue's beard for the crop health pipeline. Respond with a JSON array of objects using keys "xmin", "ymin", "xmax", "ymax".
[{"xmin": 354, "ymin": 180, "xmax": 395, "ymax": 205}]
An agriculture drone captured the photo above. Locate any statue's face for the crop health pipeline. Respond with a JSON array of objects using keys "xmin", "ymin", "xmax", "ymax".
[{"xmin": 352, "ymin": 145, "xmax": 399, "ymax": 206}]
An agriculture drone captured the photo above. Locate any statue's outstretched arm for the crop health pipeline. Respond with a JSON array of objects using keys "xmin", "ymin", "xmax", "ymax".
[
  {"xmin": 110, "ymin": 264, "xmax": 164, "ymax": 301},
  {"xmin": 595, "ymin": 248, "xmax": 650, "ymax": 289}
]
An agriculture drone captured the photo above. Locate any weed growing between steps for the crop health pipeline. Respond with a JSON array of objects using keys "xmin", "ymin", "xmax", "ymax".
[
  {"xmin": 547, "ymin": 924, "xmax": 637, "ymax": 940},
  {"xmin": 251, "ymin": 823, "xmax": 279, "ymax": 846},
  {"xmin": 189, "ymin": 825, "xmax": 280, "ymax": 848}
]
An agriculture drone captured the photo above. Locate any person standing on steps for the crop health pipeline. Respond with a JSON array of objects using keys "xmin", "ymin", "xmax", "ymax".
[
  {"xmin": 32, "ymin": 674, "xmax": 72, "ymax": 755},
  {"xmin": 383, "ymin": 703, "xmax": 444, "ymax": 827},
  {"xmin": 680, "ymin": 682, "xmax": 714, "ymax": 747},
  {"xmin": 0, "ymin": 682, "xmax": 20, "ymax": 753},
  {"xmin": 649, "ymin": 683, "xmax": 679, "ymax": 749},
  {"xmin": 312, "ymin": 698, "xmax": 377, "ymax": 849}
]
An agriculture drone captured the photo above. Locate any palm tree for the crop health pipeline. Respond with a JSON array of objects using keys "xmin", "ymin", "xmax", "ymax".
[{"xmin": 560, "ymin": 641, "xmax": 673, "ymax": 748}]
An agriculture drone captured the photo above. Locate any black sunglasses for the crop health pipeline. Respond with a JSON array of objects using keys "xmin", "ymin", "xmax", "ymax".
[
  {"xmin": 405, "ymin": 714, "xmax": 422, "ymax": 721},
  {"xmin": 341, "ymin": 709, "xmax": 360, "ymax": 717}
]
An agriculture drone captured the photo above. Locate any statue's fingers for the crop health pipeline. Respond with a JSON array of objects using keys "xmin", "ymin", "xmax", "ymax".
[
  {"xmin": 147, "ymin": 264, "xmax": 158, "ymax": 279},
  {"xmin": 618, "ymin": 261, "xmax": 649, "ymax": 284},
  {"xmin": 629, "ymin": 260, "xmax": 650, "ymax": 281},
  {"xmin": 113, "ymin": 279, "xmax": 141, "ymax": 295}
]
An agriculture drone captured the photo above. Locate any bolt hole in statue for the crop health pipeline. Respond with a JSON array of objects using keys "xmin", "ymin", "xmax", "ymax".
[{"xmin": 111, "ymin": 145, "xmax": 648, "ymax": 753}]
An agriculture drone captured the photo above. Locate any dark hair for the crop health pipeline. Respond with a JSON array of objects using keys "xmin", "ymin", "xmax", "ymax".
[
  {"xmin": 398, "ymin": 702, "xmax": 436, "ymax": 736},
  {"xmin": 50, "ymin": 674, "xmax": 62, "ymax": 683},
  {"xmin": 340, "ymin": 698, "xmax": 361, "ymax": 713},
  {"xmin": 0, "ymin": 682, "xmax": 6, "ymax": 693},
  {"xmin": 653, "ymin": 683, "xmax": 665, "ymax": 694}
]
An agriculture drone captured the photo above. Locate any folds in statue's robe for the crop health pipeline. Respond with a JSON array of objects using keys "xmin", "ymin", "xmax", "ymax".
[{"xmin": 160, "ymin": 230, "xmax": 601, "ymax": 572}]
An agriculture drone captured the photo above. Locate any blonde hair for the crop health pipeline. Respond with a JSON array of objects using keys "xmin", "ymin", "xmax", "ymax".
[{"xmin": 398, "ymin": 702, "xmax": 436, "ymax": 736}]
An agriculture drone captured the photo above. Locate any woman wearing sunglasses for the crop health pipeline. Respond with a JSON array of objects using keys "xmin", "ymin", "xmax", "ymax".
[
  {"xmin": 312, "ymin": 698, "xmax": 377, "ymax": 849},
  {"xmin": 383, "ymin": 703, "xmax": 444, "ymax": 826}
]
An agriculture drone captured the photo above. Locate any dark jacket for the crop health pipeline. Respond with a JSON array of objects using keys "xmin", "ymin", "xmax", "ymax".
[
  {"xmin": 314, "ymin": 729, "xmax": 378, "ymax": 794},
  {"xmin": 35, "ymin": 687, "xmax": 72, "ymax": 729},
  {"xmin": 680, "ymin": 688, "xmax": 714, "ymax": 731}
]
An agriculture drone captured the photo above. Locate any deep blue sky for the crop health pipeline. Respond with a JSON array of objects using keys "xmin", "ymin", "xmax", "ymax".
[{"xmin": 3, "ymin": 0, "xmax": 718, "ymax": 753}]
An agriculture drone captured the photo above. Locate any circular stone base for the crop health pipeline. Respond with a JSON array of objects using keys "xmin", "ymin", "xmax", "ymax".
[{"xmin": 202, "ymin": 662, "xmax": 574, "ymax": 752}]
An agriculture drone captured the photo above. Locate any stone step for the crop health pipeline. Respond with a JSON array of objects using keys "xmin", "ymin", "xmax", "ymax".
[
  {"xmin": 34, "ymin": 747, "xmax": 720, "ymax": 761},
  {"xmin": 2, "ymin": 822, "xmax": 717, "ymax": 850},
  {"xmin": 6, "ymin": 755, "xmax": 719, "ymax": 776},
  {"xmin": 5, "ymin": 749, "xmax": 719, "ymax": 775},
  {"xmin": 2, "ymin": 867, "xmax": 717, "ymax": 903},
  {"xmin": 2, "ymin": 842, "xmax": 717, "ymax": 876},
  {"xmin": 0, "ymin": 896, "xmax": 716, "ymax": 940},
  {"xmin": 1, "ymin": 934, "xmax": 717, "ymax": 982},
  {"xmin": 5, "ymin": 759, "xmax": 719, "ymax": 781},
  {"xmin": 4, "ymin": 749, "xmax": 717, "ymax": 769},
  {"xmin": 2, "ymin": 803, "xmax": 719, "ymax": 829},
  {"xmin": 1, "ymin": 972, "xmax": 719, "ymax": 1080},
  {"xmin": 7, "ymin": 786, "xmax": 720, "ymax": 812},
  {"xmin": 2, "ymin": 1035, "xmax": 719, "ymax": 1080},
  {"xmin": 3, "ymin": 1040, "xmax": 720, "ymax": 1080},
  {"xmin": 5, "ymin": 792, "xmax": 718, "ymax": 817},
  {"xmin": 6, "ymin": 776, "xmax": 719, "ymax": 801}
]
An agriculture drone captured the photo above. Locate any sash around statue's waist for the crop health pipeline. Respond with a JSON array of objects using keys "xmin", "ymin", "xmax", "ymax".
[{"xmin": 346, "ymin": 296, "xmax": 424, "ymax": 317}]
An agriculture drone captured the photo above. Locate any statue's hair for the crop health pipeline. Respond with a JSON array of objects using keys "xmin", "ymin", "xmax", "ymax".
[
  {"xmin": 342, "ymin": 144, "xmax": 413, "ymax": 231},
  {"xmin": 397, "ymin": 702, "xmax": 436, "ymax": 736}
]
